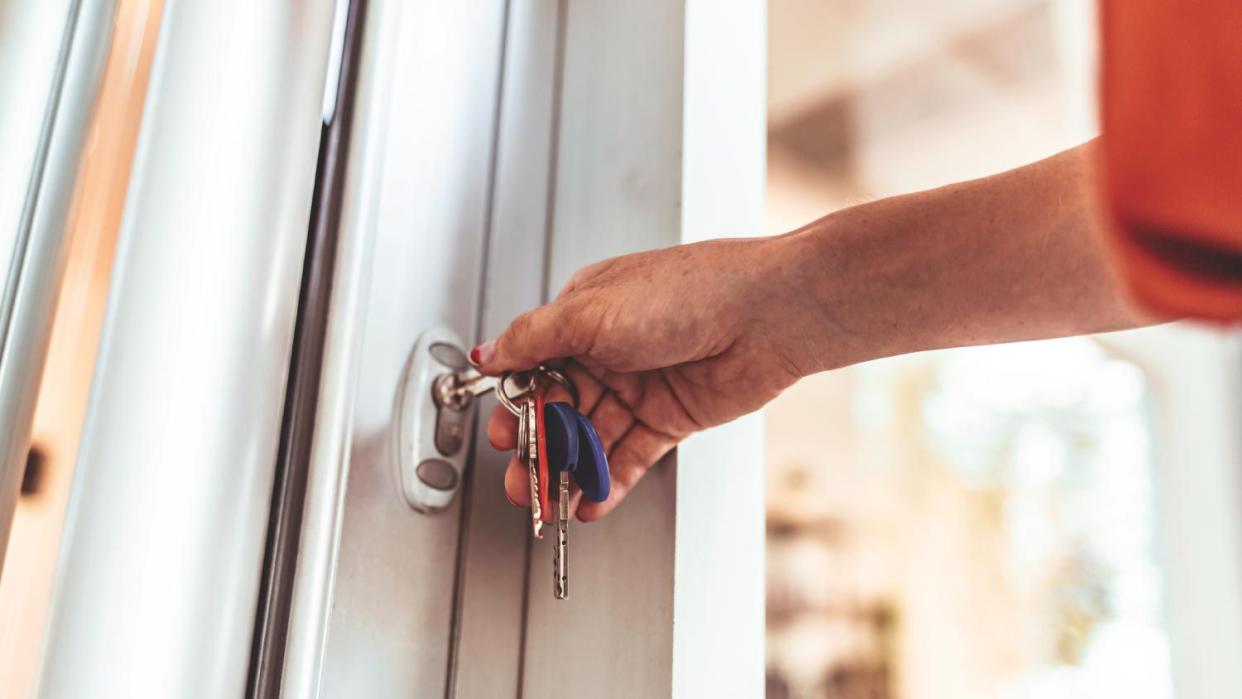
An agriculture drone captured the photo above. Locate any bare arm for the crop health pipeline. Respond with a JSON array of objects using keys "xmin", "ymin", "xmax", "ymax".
[
  {"xmin": 778, "ymin": 140, "xmax": 1149, "ymax": 374},
  {"xmin": 475, "ymin": 141, "xmax": 1152, "ymax": 520}
]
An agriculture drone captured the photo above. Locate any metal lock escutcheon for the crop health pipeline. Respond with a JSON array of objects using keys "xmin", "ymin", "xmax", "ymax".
[{"xmin": 394, "ymin": 327, "xmax": 477, "ymax": 514}]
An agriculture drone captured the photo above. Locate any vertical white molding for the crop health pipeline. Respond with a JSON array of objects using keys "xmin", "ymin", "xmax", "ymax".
[
  {"xmin": 675, "ymin": 1, "xmax": 767, "ymax": 696},
  {"xmin": 523, "ymin": 1, "xmax": 766, "ymax": 696},
  {"xmin": 1103, "ymin": 327, "xmax": 1242, "ymax": 699},
  {"xmin": 452, "ymin": 2, "xmax": 559, "ymax": 695},
  {"xmin": 314, "ymin": 2, "xmax": 510, "ymax": 695},
  {"xmin": 523, "ymin": 2, "xmax": 686, "ymax": 695},
  {"xmin": 281, "ymin": 0, "xmax": 395, "ymax": 693}
]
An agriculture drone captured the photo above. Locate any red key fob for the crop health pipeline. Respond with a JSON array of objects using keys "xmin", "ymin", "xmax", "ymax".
[{"xmin": 535, "ymin": 393, "xmax": 551, "ymax": 517}]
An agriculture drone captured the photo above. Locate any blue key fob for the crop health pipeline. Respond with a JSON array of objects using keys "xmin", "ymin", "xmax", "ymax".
[
  {"xmin": 544, "ymin": 402, "xmax": 579, "ymax": 474},
  {"xmin": 573, "ymin": 411, "xmax": 610, "ymax": 503}
]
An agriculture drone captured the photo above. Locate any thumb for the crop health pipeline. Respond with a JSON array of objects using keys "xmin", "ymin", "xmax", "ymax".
[{"xmin": 471, "ymin": 298, "xmax": 590, "ymax": 373}]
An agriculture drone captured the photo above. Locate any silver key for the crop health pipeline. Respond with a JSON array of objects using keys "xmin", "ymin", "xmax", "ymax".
[
  {"xmin": 554, "ymin": 470, "xmax": 569, "ymax": 599},
  {"xmin": 468, "ymin": 364, "xmax": 581, "ymax": 595},
  {"xmin": 515, "ymin": 390, "xmax": 525, "ymax": 460},
  {"xmin": 526, "ymin": 396, "xmax": 543, "ymax": 539}
]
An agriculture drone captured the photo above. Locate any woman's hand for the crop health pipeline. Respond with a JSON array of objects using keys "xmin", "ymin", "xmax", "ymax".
[{"xmin": 473, "ymin": 235, "xmax": 826, "ymax": 521}]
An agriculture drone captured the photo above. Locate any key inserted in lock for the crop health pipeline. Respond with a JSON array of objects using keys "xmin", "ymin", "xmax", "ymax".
[
  {"xmin": 395, "ymin": 327, "xmax": 478, "ymax": 513},
  {"xmin": 396, "ymin": 327, "xmax": 533, "ymax": 513}
]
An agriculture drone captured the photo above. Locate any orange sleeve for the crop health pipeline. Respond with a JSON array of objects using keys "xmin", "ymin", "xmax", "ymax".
[{"xmin": 1100, "ymin": 1, "xmax": 1242, "ymax": 322}]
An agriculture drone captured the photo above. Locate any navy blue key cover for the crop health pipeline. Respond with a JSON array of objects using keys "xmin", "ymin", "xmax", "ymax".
[
  {"xmin": 544, "ymin": 401, "xmax": 579, "ymax": 475},
  {"xmin": 573, "ymin": 411, "xmax": 610, "ymax": 503}
]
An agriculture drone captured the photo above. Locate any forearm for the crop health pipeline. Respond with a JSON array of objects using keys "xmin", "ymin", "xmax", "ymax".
[{"xmin": 771, "ymin": 142, "xmax": 1152, "ymax": 372}]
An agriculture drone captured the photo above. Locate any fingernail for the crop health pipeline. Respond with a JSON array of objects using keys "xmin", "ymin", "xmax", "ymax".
[{"xmin": 469, "ymin": 340, "xmax": 495, "ymax": 367}]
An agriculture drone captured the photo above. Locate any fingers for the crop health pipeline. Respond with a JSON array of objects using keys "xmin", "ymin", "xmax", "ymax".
[
  {"xmin": 545, "ymin": 361, "xmax": 605, "ymax": 413},
  {"xmin": 503, "ymin": 453, "xmax": 529, "ymax": 507},
  {"xmin": 576, "ymin": 424, "xmax": 677, "ymax": 522},
  {"xmin": 501, "ymin": 413, "xmax": 678, "ymax": 523},
  {"xmin": 569, "ymin": 361, "xmax": 607, "ymax": 413},
  {"xmin": 487, "ymin": 403, "xmax": 518, "ymax": 451},
  {"xmin": 588, "ymin": 392, "xmax": 634, "ymax": 451},
  {"xmin": 502, "ymin": 453, "xmax": 585, "ymax": 524},
  {"xmin": 488, "ymin": 360, "xmax": 605, "ymax": 453},
  {"xmin": 495, "ymin": 360, "xmax": 646, "ymax": 522},
  {"xmin": 471, "ymin": 296, "xmax": 592, "ymax": 374}
]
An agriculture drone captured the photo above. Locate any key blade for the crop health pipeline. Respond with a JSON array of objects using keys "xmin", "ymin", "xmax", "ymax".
[
  {"xmin": 528, "ymin": 451, "xmax": 542, "ymax": 538},
  {"xmin": 456, "ymin": 372, "xmax": 499, "ymax": 397},
  {"xmin": 528, "ymin": 399, "xmax": 543, "ymax": 539},
  {"xmin": 524, "ymin": 397, "xmax": 543, "ymax": 538},
  {"xmin": 554, "ymin": 472, "xmax": 570, "ymax": 599}
]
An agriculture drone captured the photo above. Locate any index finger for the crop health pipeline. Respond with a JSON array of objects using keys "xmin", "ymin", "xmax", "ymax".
[{"xmin": 470, "ymin": 296, "xmax": 593, "ymax": 374}]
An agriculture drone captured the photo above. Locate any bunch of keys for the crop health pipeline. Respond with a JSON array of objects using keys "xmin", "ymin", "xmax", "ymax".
[{"xmin": 494, "ymin": 365, "xmax": 611, "ymax": 600}]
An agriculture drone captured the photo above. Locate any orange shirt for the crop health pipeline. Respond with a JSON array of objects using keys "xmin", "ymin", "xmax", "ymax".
[{"xmin": 1101, "ymin": 1, "xmax": 1242, "ymax": 322}]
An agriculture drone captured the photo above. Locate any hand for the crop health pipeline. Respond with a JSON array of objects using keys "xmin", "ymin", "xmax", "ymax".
[{"xmin": 473, "ymin": 235, "xmax": 824, "ymax": 521}]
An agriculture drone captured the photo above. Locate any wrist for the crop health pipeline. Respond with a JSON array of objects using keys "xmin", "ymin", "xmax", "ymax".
[{"xmin": 763, "ymin": 207, "xmax": 908, "ymax": 373}]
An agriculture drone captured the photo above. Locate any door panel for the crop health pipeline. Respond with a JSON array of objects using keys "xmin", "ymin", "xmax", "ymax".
[
  {"xmin": 14, "ymin": 1, "xmax": 766, "ymax": 696},
  {"xmin": 521, "ymin": 2, "xmax": 687, "ymax": 694},
  {"xmin": 518, "ymin": 2, "xmax": 767, "ymax": 696},
  {"xmin": 448, "ymin": 0, "xmax": 559, "ymax": 692},
  {"xmin": 318, "ymin": 2, "xmax": 509, "ymax": 696}
]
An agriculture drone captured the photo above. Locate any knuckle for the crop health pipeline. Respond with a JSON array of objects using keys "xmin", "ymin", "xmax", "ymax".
[
  {"xmin": 509, "ymin": 310, "xmax": 537, "ymax": 338},
  {"xmin": 558, "ymin": 296, "xmax": 603, "ymax": 355},
  {"xmin": 562, "ymin": 271, "xmax": 590, "ymax": 296},
  {"xmin": 563, "ymin": 256, "xmax": 622, "ymax": 296},
  {"xmin": 501, "ymin": 311, "xmax": 539, "ymax": 358}
]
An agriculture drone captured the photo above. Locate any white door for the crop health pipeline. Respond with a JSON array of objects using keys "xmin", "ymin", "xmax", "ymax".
[{"xmin": 27, "ymin": 2, "xmax": 765, "ymax": 697}]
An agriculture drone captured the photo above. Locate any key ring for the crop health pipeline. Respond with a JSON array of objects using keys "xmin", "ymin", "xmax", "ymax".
[
  {"xmin": 496, "ymin": 365, "xmax": 580, "ymax": 417},
  {"xmin": 496, "ymin": 372, "xmax": 533, "ymax": 417},
  {"xmin": 537, "ymin": 365, "xmax": 580, "ymax": 411}
]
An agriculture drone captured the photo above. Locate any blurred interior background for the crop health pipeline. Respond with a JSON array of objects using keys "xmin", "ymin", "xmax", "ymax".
[{"xmin": 763, "ymin": 1, "xmax": 1241, "ymax": 697}]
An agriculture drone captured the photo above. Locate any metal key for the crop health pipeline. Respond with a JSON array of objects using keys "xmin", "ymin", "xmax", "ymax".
[
  {"xmin": 543, "ymin": 400, "xmax": 579, "ymax": 600},
  {"xmin": 535, "ymin": 395, "xmax": 552, "ymax": 519},
  {"xmin": 515, "ymin": 389, "xmax": 526, "ymax": 461},
  {"xmin": 541, "ymin": 398, "xmax": 569, "ymax": 599},
  {"xmin": 526, "ymin": 395, "xmax": 543, "ymax": 539},
  {"xmin": 445, "ymin": 363, "xmax": 586, "ymax": 593},
  {"xmin": 555, "ymin": 470, "xmax": 569, "ymax": 599}
]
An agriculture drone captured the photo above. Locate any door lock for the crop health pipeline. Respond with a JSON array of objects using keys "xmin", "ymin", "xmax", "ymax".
[
  {"xmin": 395, "ymin": 327, "xmax": 529, "ymax": 513},
  {"xmin": 395, "ymin": 328, "xmax": 476, "ymax": 513}
]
